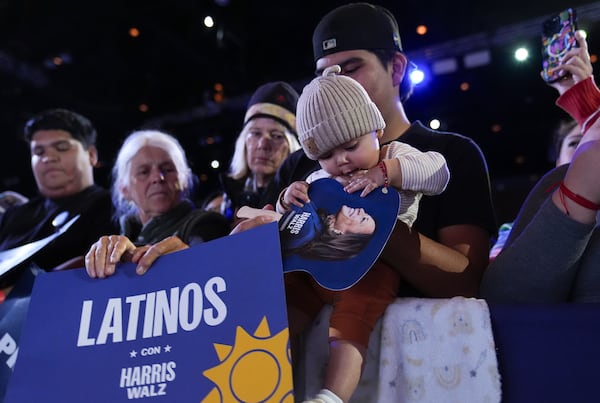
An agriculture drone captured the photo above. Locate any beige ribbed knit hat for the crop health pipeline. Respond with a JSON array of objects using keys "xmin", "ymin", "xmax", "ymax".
[{"xmin": 297, "ymin": 65, "xmax": 385, "ymax": 160}]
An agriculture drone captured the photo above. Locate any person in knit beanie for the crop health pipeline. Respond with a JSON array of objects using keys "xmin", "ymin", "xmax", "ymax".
[{"xmin": 278, "ymin": 65, "xmax": 450, "ymax": 403}]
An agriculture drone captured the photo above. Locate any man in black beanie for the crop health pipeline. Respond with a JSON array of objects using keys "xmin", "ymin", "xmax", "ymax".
[{"xmin": 270, "ymin": 5, "xmax": 496, "ymax": 401}]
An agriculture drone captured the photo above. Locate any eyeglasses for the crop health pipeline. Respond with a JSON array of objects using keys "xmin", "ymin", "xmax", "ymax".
[{"xmin": 245, "ymin": 129, "xmax": 288, "ymax": 146}]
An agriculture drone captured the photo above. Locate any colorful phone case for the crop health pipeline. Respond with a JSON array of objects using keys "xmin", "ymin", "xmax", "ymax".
[{"xmin": 541, "ymin": 8, "xmax": 578, "ymax": 83}]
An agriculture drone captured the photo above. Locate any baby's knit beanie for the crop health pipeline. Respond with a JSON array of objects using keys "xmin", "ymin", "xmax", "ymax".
[{"xmin": 297, "ymin": 65, "xmax": 385, "ymax": 160}]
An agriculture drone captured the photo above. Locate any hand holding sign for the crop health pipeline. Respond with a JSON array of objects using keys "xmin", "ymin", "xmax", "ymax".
[{"xmin": 6, "ymin": 223, "xmax": 293, "ymax": 403}]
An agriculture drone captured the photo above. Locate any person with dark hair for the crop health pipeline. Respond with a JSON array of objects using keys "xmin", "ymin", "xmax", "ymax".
[
  {"xmin": 0, "ymin": 108, "xmax": 117, "ymax": 293},
  {"xmin": 23, "ymin": 107, "xmax": 98, "ymax": 149},
  {"xmin": 207, "ymin": 81, "xmax": 301, "ymax": 224},
  {"xmin": 268, "ymin": 3, "xmax": 496, "ymax": 303},
  {"xmin": 0, "ymin": 108, "xmax": 119, "ymax": 401},
  {"xmin": 280, "ymin": 203, "xmax": 376, "ymax": 262},
  {"xmin": 279, "ymin": 65, "xmax": 449, "ymax": 403}
]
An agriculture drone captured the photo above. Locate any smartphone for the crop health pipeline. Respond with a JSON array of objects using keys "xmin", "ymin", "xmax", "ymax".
[{"xmin": 541, "ymin": 8, "xmax": 578, "ymax": 83}]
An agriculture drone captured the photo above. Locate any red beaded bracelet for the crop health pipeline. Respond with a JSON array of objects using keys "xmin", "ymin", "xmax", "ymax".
[
  {"xmin": 378, "ymin": 161, "xmax": 389, "ymax": 194},
  {"xmin": 559, "ymin": 181, "xmax": 600, "ymax": 213}
]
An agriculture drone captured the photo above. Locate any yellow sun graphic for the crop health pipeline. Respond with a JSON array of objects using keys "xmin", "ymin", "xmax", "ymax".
[{"xmin": 201, "ymin": 316, "xmax": 294, "ymax": 403}]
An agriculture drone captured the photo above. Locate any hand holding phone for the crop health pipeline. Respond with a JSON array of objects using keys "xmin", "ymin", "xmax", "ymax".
[{"xmin": 541, "ymin": 8, "xmax": 578, "ymax": 83}]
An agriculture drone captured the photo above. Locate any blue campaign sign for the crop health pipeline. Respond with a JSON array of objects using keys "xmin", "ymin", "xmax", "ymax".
[
  {"xmin": 0, "ymin": 295, "xmax": 30, "ymax": 400},
  {"xmin": 280, "ymin": 178, "xmax": 400, "ymax": 291},
  {"xmin": 0, "ymin": 264, "xmax": 40, "ymax": 401},
  {"xmin": 5, "ymin": 223, "xmax": 293, "ymax": 403}
]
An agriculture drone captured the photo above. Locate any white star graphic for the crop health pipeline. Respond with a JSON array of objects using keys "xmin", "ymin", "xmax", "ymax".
[
  {"xmin": 129, "ymin": 350, "xmax": 137, "ymax": 358},
  {"xmin": 164, "ymin": 345, "xmax": 172, "ymax": 353}
]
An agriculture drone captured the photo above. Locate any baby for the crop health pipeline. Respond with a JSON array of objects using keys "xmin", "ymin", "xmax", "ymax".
[{"xmin": 278, "ymin": 65, "xmax": 449, "ymax": 403}]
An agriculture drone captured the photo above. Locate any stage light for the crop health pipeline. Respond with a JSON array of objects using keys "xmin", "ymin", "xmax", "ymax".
[
  {"xmin": 429, "ymin": 119, "xmax": 441, "ymax": 130},
  {"xmin": 211, "ymin": 160, "xmax": 220, "ymax": 169},
  {"xmin": 204, "ymin": 16, "xmax": 215, "ymax": 28},
  {"xmin": 410, "ymin": 69, "xmax": 425, "ymax": 85},
  {"xmin": 43, "ymin": 53, "xmax": 72, "ymax": 69},
  {"xmin": 128, "ymin": 27, "xmax": 140, "ymax": 38},
  {"xmin": 514, "ymin": 47, "xmax": 529, "ymax": 62},
  {"xmin": 213, "ymin": 82, "xmax": 224, "ymax": 103}
]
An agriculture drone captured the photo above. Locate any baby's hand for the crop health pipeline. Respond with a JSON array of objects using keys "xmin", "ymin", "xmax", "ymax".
[
  {"xmin": 343, "ymin": 167, "xmax": 383, "ymax": 197},
  {"xmin": 283, "ymin": 181, "xmax": 310, "ymax": 208}
]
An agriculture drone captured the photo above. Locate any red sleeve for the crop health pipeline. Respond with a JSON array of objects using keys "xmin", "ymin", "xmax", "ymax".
[{"xmin": 555, "ymin": 77, "xmax": 600, "ymax": 134}]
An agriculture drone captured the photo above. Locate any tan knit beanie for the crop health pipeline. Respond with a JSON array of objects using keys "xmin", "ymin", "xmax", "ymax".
[{"xmin": 297, "ymin": 65, "xmax": 385, "ymax": 160}]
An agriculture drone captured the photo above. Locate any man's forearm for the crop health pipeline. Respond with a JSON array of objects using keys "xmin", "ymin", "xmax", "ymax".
[{"xmin": 380, "ymin": 223, "xmax": 488, "ymax": 297}]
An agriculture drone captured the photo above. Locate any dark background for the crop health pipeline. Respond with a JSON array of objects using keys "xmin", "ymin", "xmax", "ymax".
[{"xmin": 1, "ymin": 0, "xmax": 599, "ymax": 224}]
